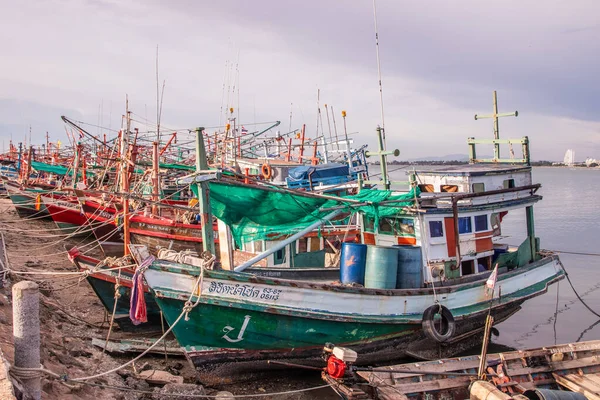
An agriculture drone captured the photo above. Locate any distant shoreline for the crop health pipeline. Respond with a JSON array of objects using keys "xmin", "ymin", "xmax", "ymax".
[{"xmin": 368, "ymin": 161, "xmax": 594, "ymax": 167}]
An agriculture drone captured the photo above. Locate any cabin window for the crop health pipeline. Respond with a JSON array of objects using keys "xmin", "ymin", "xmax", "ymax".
[
  {"xmin": 297, "ymin": 238, "xmax": 308, "ymax": 253},
  {"xmin": 429, "ymin": 221, "xmax": 444, "ymax": 238},
  {"xmin": 472, "ymin": 183, "xmax": 485, "ymax": 193},
  {"xmin": 419, "ymin": 184, "xmax": 435, "ymax": 193},
  {"xmin": 379, "ymin": 217, "xmax": 415, "ymax": 236},
  {"xmin": 503, "ymin": 179, "xmax": 515, "ymax": 189},
  {"xmin": 441, "ymin": 185, "xmax": 458, "ymax": 192},
  {"xmin": 458, "ymin": 217, "xmax": 472, "ymax": 234},
  {"xmin": 461, "ymin": 260, "xmax": 475, "ymax": 276},
  {"xmin": 309, "ymin": 237, "xmax": 321, "ymax": 252},
  {"xmin": 363, "ymin": 216, "xmax": 375, "ymax": 233},
  {"xmin": 474, "ymin": 215, "xmax": 488, "ymax": 232},
  {"xmin": 477, "ymin": 256, "xmax": 491, "ymax": 272},
  {"xmin": 274, "ymin": 248, "xmax": 286, "ymax": 265}
]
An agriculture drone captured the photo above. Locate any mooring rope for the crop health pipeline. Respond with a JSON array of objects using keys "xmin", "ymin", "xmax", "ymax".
[{"xmin": 557, "ymin": 258, "xmax": 600, "ymax": 319}]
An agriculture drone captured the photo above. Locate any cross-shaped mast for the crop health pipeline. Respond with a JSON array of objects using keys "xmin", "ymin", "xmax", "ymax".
[{"xmin": 474, "ymin": 91, "xmax": 518, "ymax": 161}]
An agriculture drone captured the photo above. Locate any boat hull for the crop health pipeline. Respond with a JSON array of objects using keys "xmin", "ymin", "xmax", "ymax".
[
  {"xmin": 41, "ymin": 195, "xmax": 93, "ymax": 236},
  {"xmin": 4, "ymin": 181, "xmax": 52, "ymax": 219},
  {"xmin": 71, "ymin": 252, "xmax": 163, "ymax": 331},
  {"xmin": 128, "ymin": 216, "xmax": 211, "ymax": 255},
  {"xmin": 144, "ymin": 255, "xmax": 564, "ymax": 367},
  {"xmin": 77, "ymin": 198, "xmax": 123, "ymax": 257}
]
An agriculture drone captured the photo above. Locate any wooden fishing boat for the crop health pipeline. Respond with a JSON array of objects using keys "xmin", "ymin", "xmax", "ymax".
[
  {"xmin": 74, "ymin": 193, "xmax": 125, "ymax": 257},
  {"xmin": 321, "ymin": 340, "xmax": 600, "ymax": 400},
  {"xmin": 3, "ymin": 179, "xmax": 54, "ymax": 219},
  {"xmin": 141, "ymin": 121, "xmax": 567, "ymax": 370},
  {"xmin": 67, "ymin": 248, "xmax": 164, "ymax": 331},
  {"xmin": 145, "ymin": 251, "xmax": 562, "ymax": 369},
  {"xmin": 40, "ymin": 193, "xmax": 94, "ymax": 236}
]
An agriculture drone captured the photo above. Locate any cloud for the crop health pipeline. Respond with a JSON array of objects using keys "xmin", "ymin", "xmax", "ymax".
[{"xmin": 0, "ymin": 0, "xmax": 598, "ymax": 160}]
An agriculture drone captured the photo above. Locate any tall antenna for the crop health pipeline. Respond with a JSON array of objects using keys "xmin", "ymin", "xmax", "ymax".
[
  {"xmin": 156, "ymin": 45, "xmax": 160, "ymax": 143},
  {"xmin": 316, "ymin": 89, "xmax": 321, "ymax": 142},
  {"xmin": 288, "ymin": 102, "xmax": 293, "ymax": 133},
  {"xmin": 372, "ymin": 0, "xmax": 386, "ymax": 148}
]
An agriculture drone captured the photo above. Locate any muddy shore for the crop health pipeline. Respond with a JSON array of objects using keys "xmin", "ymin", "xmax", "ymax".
[{"xmin": 0, "ymin": 198, "xmax": 337, "ymax": 399}]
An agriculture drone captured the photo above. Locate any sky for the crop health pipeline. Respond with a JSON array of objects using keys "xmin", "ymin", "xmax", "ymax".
[{"xmin": 0, "ymin": 0, "xmax": 598, "ymax": 161}]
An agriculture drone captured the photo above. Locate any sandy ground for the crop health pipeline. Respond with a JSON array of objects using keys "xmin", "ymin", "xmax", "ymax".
[{"xmin": 0, "ymin": 198, "xmax": 338, "ymax": 399}]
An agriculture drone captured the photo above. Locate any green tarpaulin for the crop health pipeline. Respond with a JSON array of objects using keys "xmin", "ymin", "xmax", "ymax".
[
  {"xmin": 31, "ymin": 161, "xmax": 94, "ymax": 177},
  {"xmin": 135, "ymin": 161, "xmax": 196, "ymax": 171},
  {"xmin": 192, "ymin": 181, "xmax": 419, "ymax": 246}
]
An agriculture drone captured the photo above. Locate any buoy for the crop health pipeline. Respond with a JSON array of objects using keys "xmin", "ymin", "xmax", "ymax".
[{"xmin": 261, "ymin": 163, "xmax": 272, "ymax": 180}]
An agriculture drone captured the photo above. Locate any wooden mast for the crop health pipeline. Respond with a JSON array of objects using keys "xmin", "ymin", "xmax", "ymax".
[
  {"xmin": 122, "ymin": 97, "xmax": 131, "ymax": 255},
  {"xmin": 195, "ymin": 127, "xmax": 215, "ymax": 256},
  {"xmin": 152, "ymin": 141, "xmax": 160, "ymax": 216}
]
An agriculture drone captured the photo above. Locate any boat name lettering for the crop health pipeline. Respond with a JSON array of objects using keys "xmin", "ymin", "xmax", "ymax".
[{"xmin": 208, "ymin": 282, "xmax": 281, "ymax": 301}]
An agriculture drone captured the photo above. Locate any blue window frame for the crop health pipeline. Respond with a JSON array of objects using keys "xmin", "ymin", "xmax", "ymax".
[{"xmin": 458, "ymin": 217, "xmax": 472, "ymax": 234}]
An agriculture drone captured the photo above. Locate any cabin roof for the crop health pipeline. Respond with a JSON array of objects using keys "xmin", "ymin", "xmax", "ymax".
[{"xmin": 410, "ymin": 163, "xmax": 531, "ymax": 177}]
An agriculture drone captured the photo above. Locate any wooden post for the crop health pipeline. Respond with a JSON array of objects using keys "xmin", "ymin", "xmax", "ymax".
[
  {"xmin": 72, "ymin": 143, "xmax": 80, "ymax": 187},
  {"xmin": 298, "ymin": 124, "xmax": 306, "ymax": 163},
  {"xmin": 17, "ymin": 143, "xmax": 22, "ymax": 180},
  {"xmin": 468, "ymin": 137, "xmax": 477, "ymax": 163},
  {"xmin": 526, "ymin": 205, "xmax": 536, "ymax": 262},
  {"xmin": 376, "ymin": 127, "xmax": 390, "ymax": 190},
  {"xmin": 452, "ymin": 197, "xmax": 462, "ymax": 271},
  {"xmin": 13, "ymin": 281, "xmax": 41, "ymax": 400},
  {"xmin": 311, "ymin": 141, "xmax": 318, "ymax": 165},
  {"xmin": 492, "ymin": 91, "xmax": 500, "ymax": 160},
  {"xmin": 474, "ymin": 91, "xmax": 518, "ymax": 161},
  {"xmin": 522, "ymin": 136, "xmax": 530, "ymax": 166},
  {"xmin": 217, "ymin": 220, "xmax": 234, "ymax": 270},
  {"xmin": 152, "ymin": 141, "xmax": 160, "ymax": 216},
  {"xmin": 286, "ymin": 138, "xmax": 292, "ymax": 162},
  {"xmin": 82, "ymin": 157, "xmax": 87, "ymax": 186},
  {"xmin": 195, "ymin": 127, "xmax": 216, "ymax": 255},
  {"xmin": 244, "ymin": 168, "xmax": 249, "ymax": 184},
  {"xmin": 25, "ymin": 146, "xmax": 33, "ymax": 186},
  {"xmin": 122, "ymin": 104, "xmax": 131, "ymax": 256}
]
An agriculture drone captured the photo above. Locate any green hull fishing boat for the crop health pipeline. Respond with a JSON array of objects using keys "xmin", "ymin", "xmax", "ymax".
[{"xmin": 142, "ymin": 114, "xmax": 565, "ymax": 369}]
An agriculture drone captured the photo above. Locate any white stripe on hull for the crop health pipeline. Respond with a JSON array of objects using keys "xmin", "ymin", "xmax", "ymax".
[{"xmin": 144, "ymin": 257, "xmax": 562, "ymax": 318}]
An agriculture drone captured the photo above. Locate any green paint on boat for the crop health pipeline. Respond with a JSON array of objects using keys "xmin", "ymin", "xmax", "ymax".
[{"xmin": 154, "ymin": 296, "xmax": 417, "ymax": 351}]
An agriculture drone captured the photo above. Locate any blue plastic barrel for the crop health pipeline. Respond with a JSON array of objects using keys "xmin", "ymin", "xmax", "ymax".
[
  {"xmin": 364, "ymin": 245, "xmax": 399, "ymax": 289},
  {"xmin": 394, "ymin": 245, "xmax": 423, "ymax": 289},
  {"xmin": 340, "ymin": 243, "xmax": 367, "ymax": 285}
]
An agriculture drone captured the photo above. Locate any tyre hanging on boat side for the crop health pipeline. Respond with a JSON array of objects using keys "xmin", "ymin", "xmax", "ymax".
[{"xmin": 422, "ymin": 304, "xmax": 456, "ymax": 343}]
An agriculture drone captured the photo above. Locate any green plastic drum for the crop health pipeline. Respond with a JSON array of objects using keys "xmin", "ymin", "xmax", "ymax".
[{"xmin": 364, "ymin": 245, "xmax": 399, "ymax": 289}]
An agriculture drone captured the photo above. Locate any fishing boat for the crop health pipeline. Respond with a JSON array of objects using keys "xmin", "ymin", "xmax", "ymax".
[
  {"xmin": 321, "ymin": 340, "xmax": 600, "ymax": 400},
  {"xmin": 140, "ymin": 121, "xmax": 566, "ymax": 370},
  {"xmin": 4, "ymin": 179, "xmax": 56, "ymax": 219},
  {"xmin": 67, "ymin": 248, "xmax": 164, "ymax": 331}
]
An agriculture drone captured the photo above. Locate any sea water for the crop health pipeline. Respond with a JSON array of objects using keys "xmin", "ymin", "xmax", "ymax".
[{"xmin": 382, "ymin": 165, "xmax": 600, "ymax": 348}]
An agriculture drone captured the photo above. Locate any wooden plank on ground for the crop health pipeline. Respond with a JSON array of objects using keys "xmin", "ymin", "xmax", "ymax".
[
  {"xmin": 91, "ymin": 338, "xmax": 184, "ymax": 356},
  {"xmin": 553, "ymin": 373, "xmax": 600, "ymax": 400},
  {"xmin": 388, "ymin": 376, "xmax": 473, "ymax": 394}
]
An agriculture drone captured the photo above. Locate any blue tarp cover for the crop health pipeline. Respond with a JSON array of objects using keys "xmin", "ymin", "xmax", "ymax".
[{"xmin": 287, "ymin": 163, "xmax": 350, "ymax": 182}]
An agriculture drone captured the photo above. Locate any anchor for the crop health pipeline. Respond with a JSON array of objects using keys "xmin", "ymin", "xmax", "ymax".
[{"xmin": 222, "ymin": 315, "xmax": 252, "ymax": 343}]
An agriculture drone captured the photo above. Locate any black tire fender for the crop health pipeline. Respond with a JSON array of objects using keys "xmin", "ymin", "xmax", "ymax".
[{"xmin": 422, "ymin": 304, "xmax": 456, "ymax": 343}]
